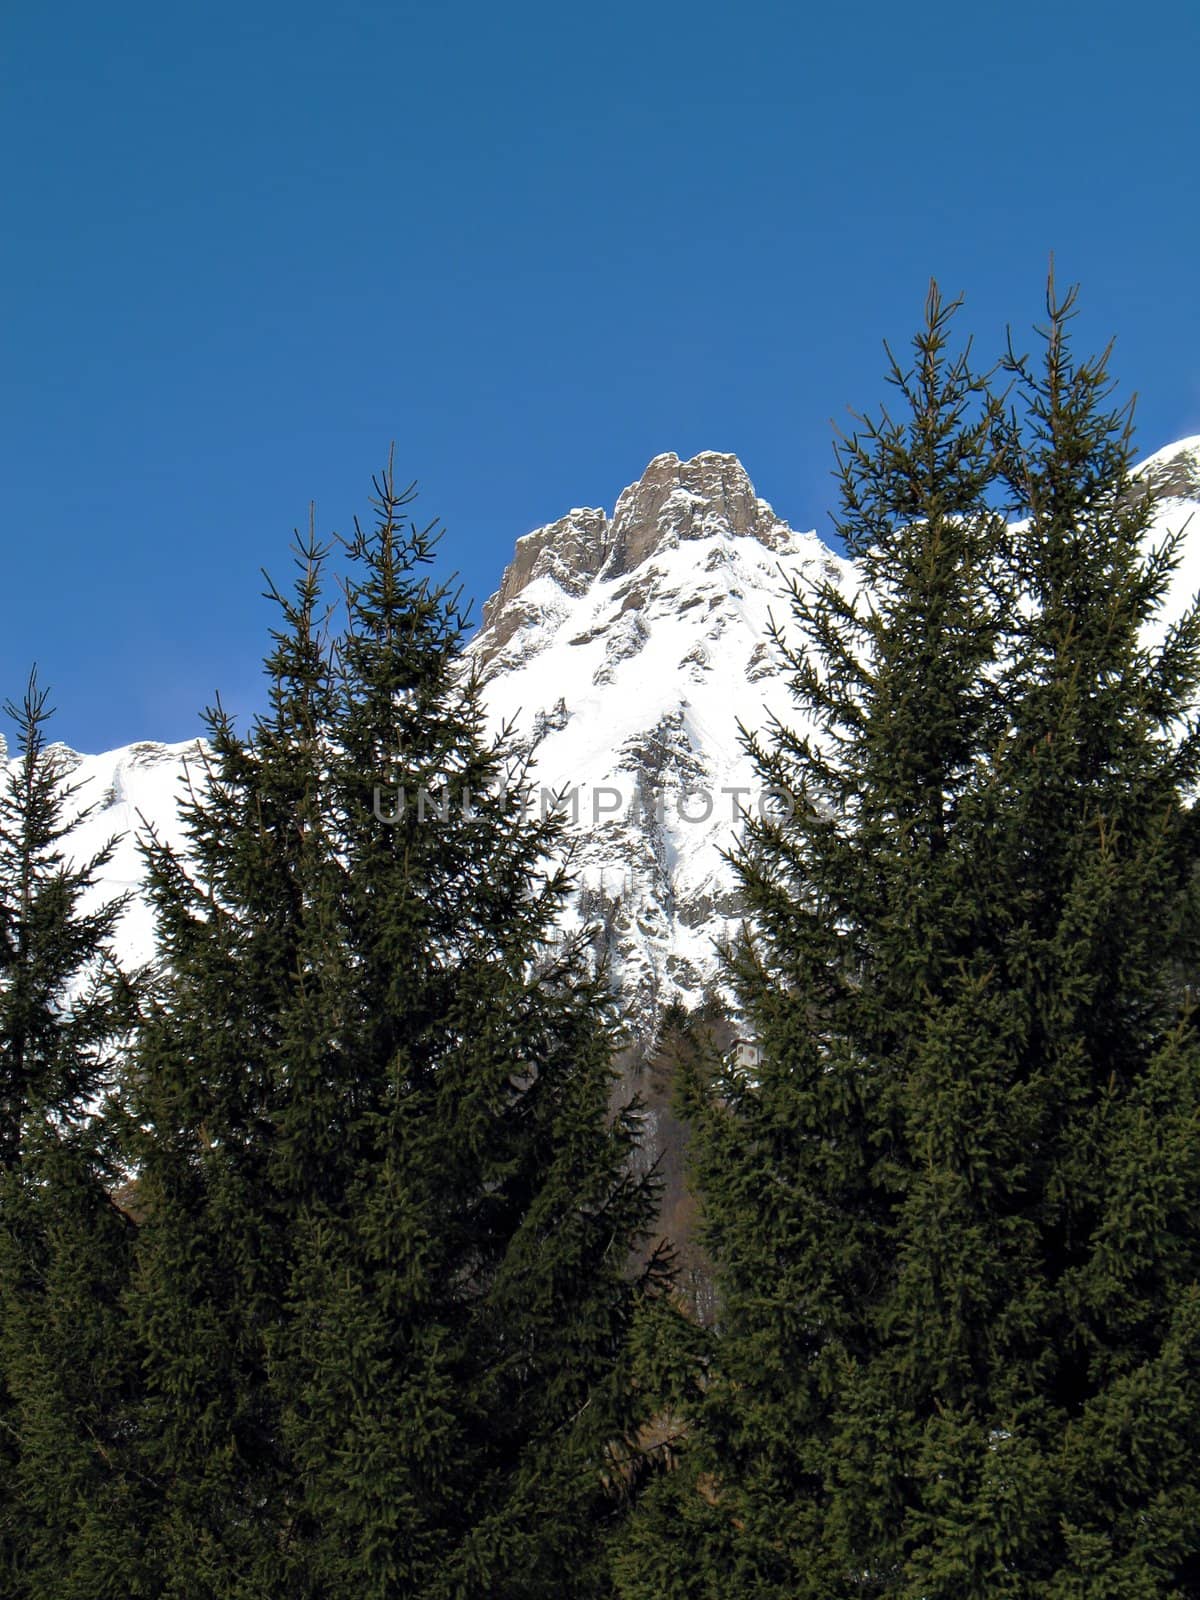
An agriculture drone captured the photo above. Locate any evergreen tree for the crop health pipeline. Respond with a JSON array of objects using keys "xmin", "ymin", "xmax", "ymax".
[
  {"xmin": 0, "ymin": 674, "xmax": 141, "ymax": 1598},
  {"xmin": 618, "ymin": 284, "xmax": 1200, "ymax": 1596},
  {"xmin": 967, "ymin": 285, "xmax": 1200, "ymax": 1593},
  {"xmin": 120, "ymin": 527, "xmax": 347, "ymax": 1596},
  {"xmin": 123, "ymin": 465, "xmax": 662, "ymax": 1598}
]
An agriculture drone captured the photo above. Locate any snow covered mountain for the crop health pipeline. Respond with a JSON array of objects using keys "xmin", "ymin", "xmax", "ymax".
[
  {"xmin": 469, "ymin": 448, "xmax": 852, "ymax": 1044},
  {"xmin": 8, "ymin": 437, "xmax": 1200, "ymax": 1056}
]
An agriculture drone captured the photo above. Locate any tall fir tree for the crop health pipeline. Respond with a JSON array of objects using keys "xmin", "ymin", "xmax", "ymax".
[
  {"xmin": 618, "ymin": 284, "xmax": 1200, "ymax": 1597},
  {"xmin": 118, "ymin": 528, "xmax": 342, "ymax": 1596},
  {"xmin": 122, "ymin": 464, "xmax": 663, "ymax": 1599},
  {"xmin": 965, "ymin": 284, "xmax": 1200, "ymax": 1594},
  {"xmin": 270, "ymin": 462, "xmax": 664, "ymax": 1599},
  {"xmin": 0, "ymin": 674, "xmax": 141, "ymax": 1599}
]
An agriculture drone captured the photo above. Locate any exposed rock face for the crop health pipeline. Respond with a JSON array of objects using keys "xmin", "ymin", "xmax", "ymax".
[
  {"xmin": 1137, "ymin": 436, "xmax": 1200, "ymax": 504},
  {"xmin": 479, "ymin": 506, "xmax": 609, "ymax": 655},
  {"xmin": 476, "ymin": 452, "xmax": 798, "ymax": 663},
  {"xmin": 603, "ymin": 450, "xmax": 794, "ymax": 577}
]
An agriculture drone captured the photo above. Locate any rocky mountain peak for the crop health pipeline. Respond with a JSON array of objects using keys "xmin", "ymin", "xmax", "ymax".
[
  {"xmin": 604, "ymin": 450, "xmax": 790, "ymax": 578},
  {"xmin": 477, "ymin": 451, "xmax": 793, "ymax": 661}
]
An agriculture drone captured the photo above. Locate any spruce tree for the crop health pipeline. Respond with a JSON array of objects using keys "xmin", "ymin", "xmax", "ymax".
[
  {"xmin": 272, "ymin": 462, "xmax": 663, "ymax": 1599},
  {"xmin": 120, "ymin": 529, "xmax": 346, "ymax": 1596},
  {"xmin": 123, "ymin": 465, "xmax": 662, "ymax": 1598},
  {"xmin": 618, "ymin": 284, "xmax": 1200, "ymax": 1596},
  {"xmin": 0, "ymin": 674, "xmax": 141, "ymax": 1599},
  {"xmin": 967, "ymin": 285, "xmax": 1200, "ymax": 1593}
]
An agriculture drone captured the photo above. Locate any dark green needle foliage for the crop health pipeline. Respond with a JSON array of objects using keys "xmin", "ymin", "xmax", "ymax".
[
  {"xmin": 120, "ymin": 526, "xmax": 343, "ymax": 1596},
  {"xmin": 0, "ymin": 674, "xmax": 141, "ymax": 1599},
  {"xmin": 123, "ymin": 463, "xmax": 661, "ymax": 1599},
  {"xmin": 618, "ymin": 283, "xmax": 1200, "ymax": 1597}
]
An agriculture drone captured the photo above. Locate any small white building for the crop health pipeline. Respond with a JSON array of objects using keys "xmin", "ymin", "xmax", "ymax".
[{"xmin": 732, "ymin": 1037, "xmax": 762, "ymax": 1072}]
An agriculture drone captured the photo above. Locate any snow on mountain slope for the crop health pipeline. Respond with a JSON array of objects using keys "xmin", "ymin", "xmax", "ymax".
[
  {"xmin": 17, "ymin": 739, "xmax": 209, "ymax": 972},
  {"xmin": 1137, "ymin": 435, "xmax": 1200, "ymax": 641},
  {"xmin": 468, "ymin": 449, "xmax": 850, "ymax": 1040},
  {"xmin": 7, "ymin": 438, "xmax": 1200, "ymax": 1046}
]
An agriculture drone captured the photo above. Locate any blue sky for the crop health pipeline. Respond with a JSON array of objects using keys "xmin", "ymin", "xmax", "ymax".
[{"xmin": 4, "ymin": 0, "xmax": 1199, "ymax": 752}]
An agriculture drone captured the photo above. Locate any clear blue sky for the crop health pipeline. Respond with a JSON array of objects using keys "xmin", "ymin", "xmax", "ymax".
[{"xmin": 4, "ymin": 0, "xmax": 1198, "ymax": 752}]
